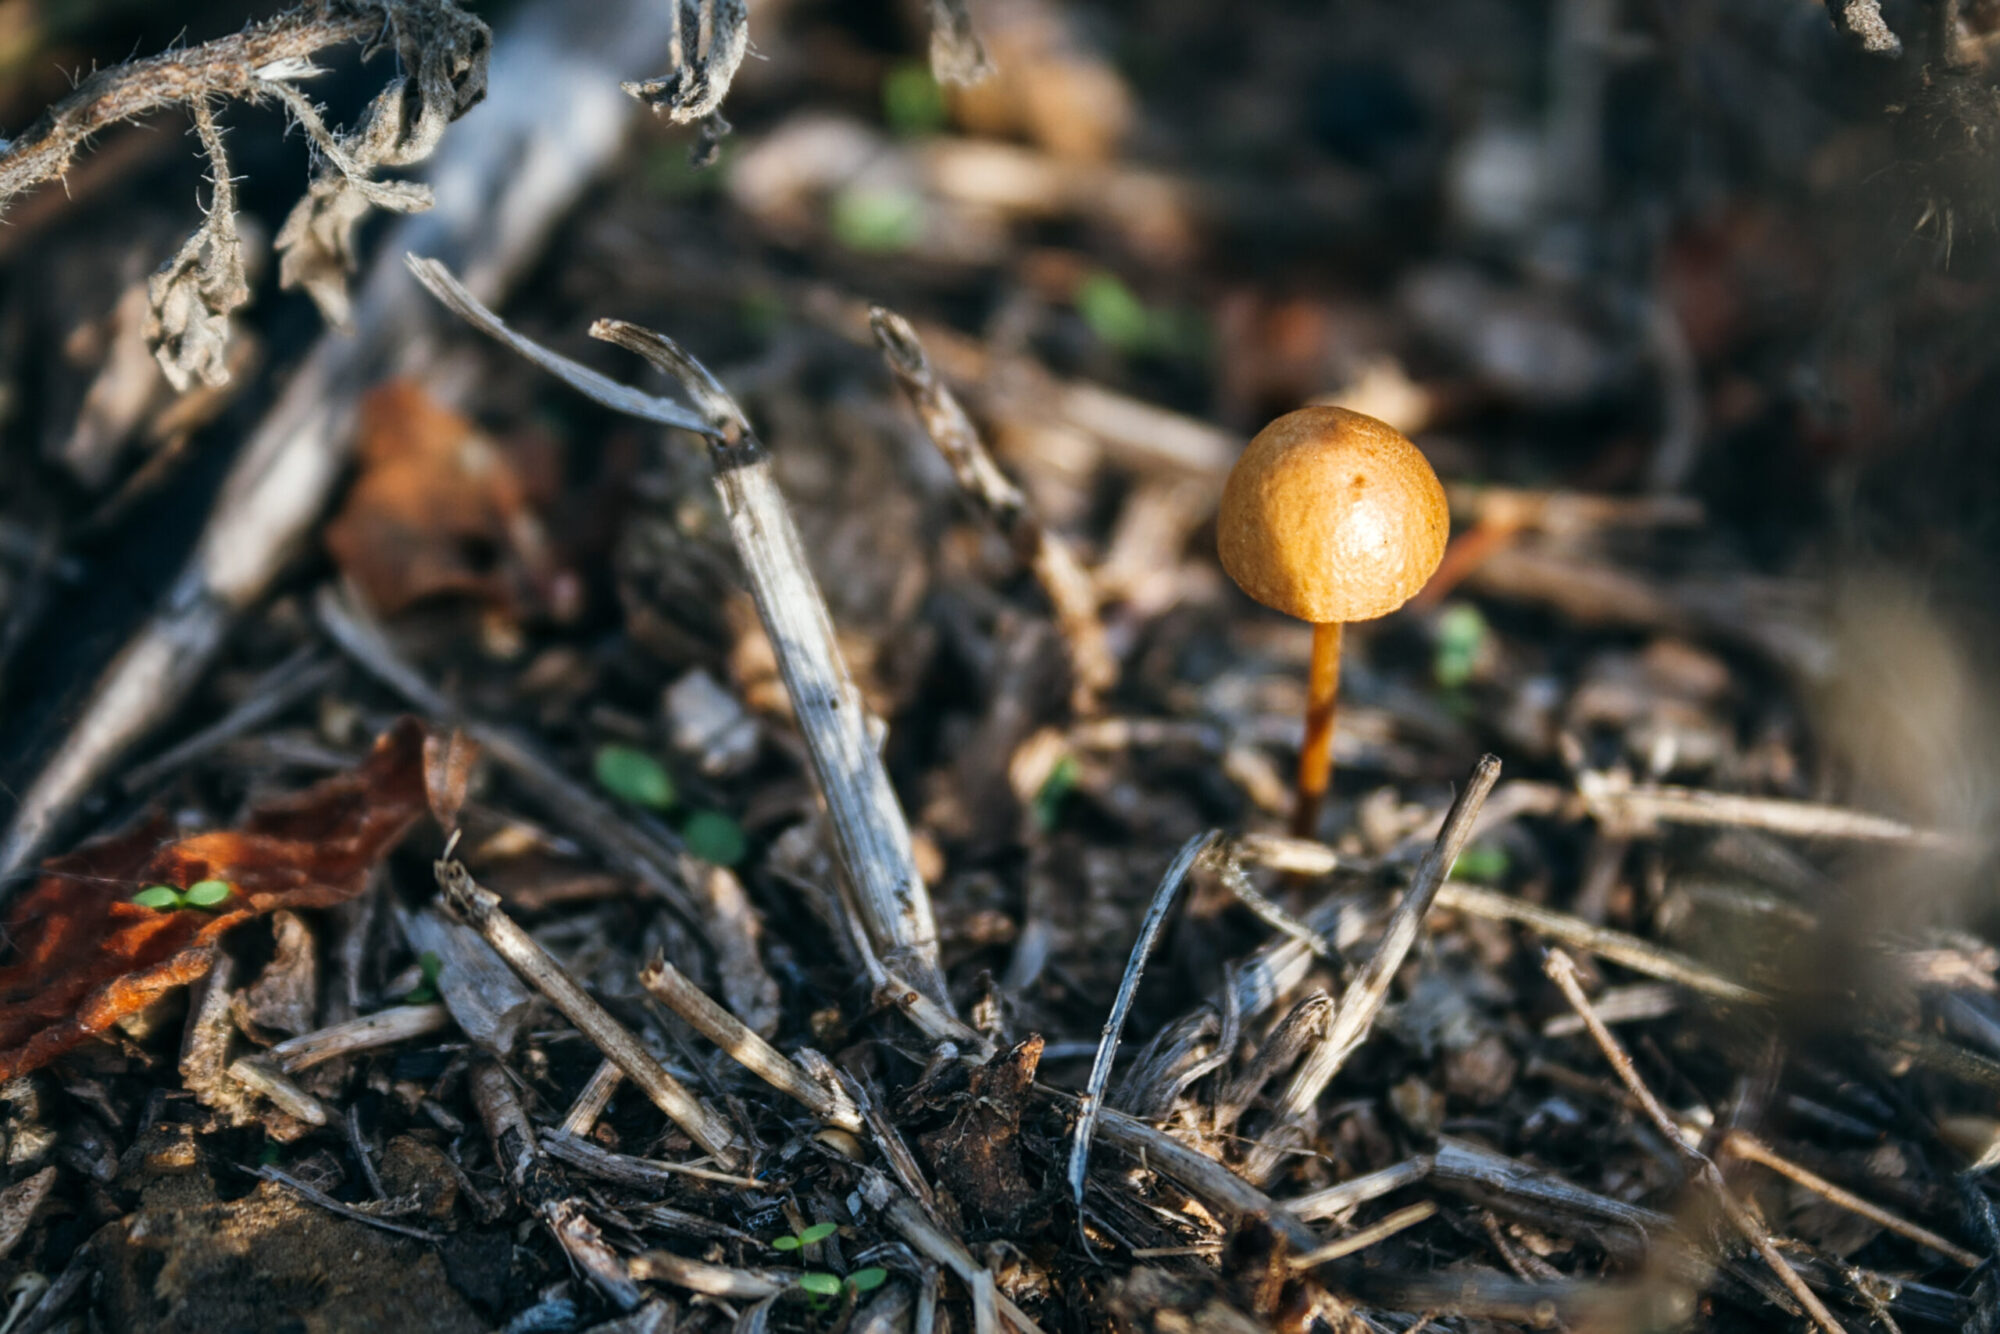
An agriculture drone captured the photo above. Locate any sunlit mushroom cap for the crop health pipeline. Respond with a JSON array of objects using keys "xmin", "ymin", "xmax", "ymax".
[{"xmin": 1217, "ymin": 406, "xmax": 1448, "ymax": 624}]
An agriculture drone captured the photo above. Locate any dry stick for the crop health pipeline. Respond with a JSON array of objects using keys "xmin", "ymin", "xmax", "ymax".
[
  {"xmin": 1290, "ymin": 1201, "xmax": 1438, "ymax": 1269},
  {"xmin": 870, "ymin": 306, "xmax": 1115, "ymax": 715},
  {"xmin": 0, "ymin": 0, "xmax": 682, "ymax": 883},
  {"xmin": 1083, "ymin": 1104, "xmax": 1319, "ymax": 1252},
  {"xmin": 120, "ymin": 648, "xmax": 339, "ymax": 790},
  {"xmin": 1720, "ymin": 1130, "xmax": 1980, "ymax": 1268},
  {"xmin": 1243, "ymin": 754, "xmax": 1502, "ymax": 1184},
  {"xmin": 538, "ymin": 1128, "xmax": 764, "ymax": 1190},
  {"xmin": 561, "ymin": 1060, "xmax": 625, "ymax": 1137},
  {"xmin": 1578, "ymin": 773, "xmax": 1975, "ymax": 852},
  {"xmin": 594, "ymin": 316, "xmax": 951, "ymax": 1008},
  {"xmin": 1066, "ymin": 831, "xmax": 1221, "ymax": 1228},
  {"xmin": 639, "ymin": 958, "xmax": 865, "ymax": 1133},
  {"xmin": 434, "ymin": 856, "xmax": 744, "ymax": 1167},
  {"xmin": 0, "ymin": 5, "xmax": 379, "ymax": 205},
  {"xmin": 270, "ymin": 1004, "xmax": 453, "ymax": 1073},
  {"xmin": 249, "ymin": 1165, "xmax": 443, "ymax": 1243},
  {"xmin": 1285, "ymin": 1156, "xmax": 1435, "ymax": 1223},
  {"xmin": 1543, "ymin": 949, "xmax": 1845, "ymax": 1334},
  {"xmin": 404, "ymin": 261, "xmax": 950, "ymax": 1011}
]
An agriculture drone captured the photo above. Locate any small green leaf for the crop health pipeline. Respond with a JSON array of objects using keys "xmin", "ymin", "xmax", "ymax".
[
  {"xmin": 258, "ymin": 1141, "xmax": 283, "ymax": 1166},
  {"xmin": 1075, "ymin": 271, "xmax": 1151, "ymax": 353},
  {"xmin": 1451, "ymin": 843, "xmax": 1509, "ymax": 883},
  {"xmin": 1032, "ymin": 754, "xmax": 1080, "ymax": 834},
  {"xmin": 1433, "ymin": 603, "xmax": 1488, "ymax": 689},
  {"xmin": 594, "ymin": 745, "xmax": 677, "ymax": 810},
  {"xmin": 131, "ymin": 886, "xmax": 182, "ymax": 910},
  {"xmin": 847, "ymin": 1267, "xmax": 888, "ymax": 1293},
  {"xmin": 681, "ymin": 810, "xmax": 747, "ymax": 866},
  {"xmin": 405, "ymin": 951, "xmax": 444, "ymax": 1005},
  {"xmin": 829, "ymin": 185, "xmax": 925, "ymax": 254},
  {"xmin": 798, "ymin": 1221, "xmax": 838, "ymax": 1245},
  {"xmin": 883, "ymin": 61, "xmax": 948, "ymax": 135},
  {"xmin": 182, "ymin": 879, "xmax": 234, "ymax": 908},
  {"xmin": 798, "ymin": 1272, "xmax": 842, "ymax": 1297},
  {"xmin": 772, "ymin": 1235, "xmax": 802, "ymax": 1252}
]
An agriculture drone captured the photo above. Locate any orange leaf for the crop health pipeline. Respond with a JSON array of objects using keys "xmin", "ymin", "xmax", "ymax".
[{"xmin": 0, "ymin": 718, "xmax": 432, "ymax": 1080}]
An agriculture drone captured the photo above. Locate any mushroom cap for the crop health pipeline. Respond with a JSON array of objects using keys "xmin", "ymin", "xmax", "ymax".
[{"xmin": 1217, "ymin": 406, "xmax": 1448, "ymax": 623}]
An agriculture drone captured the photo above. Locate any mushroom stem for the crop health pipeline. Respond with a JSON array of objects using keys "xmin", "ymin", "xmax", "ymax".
[{"xmin": 1290, "ymin": 620, "xmax": 1343, "ymax": 838}]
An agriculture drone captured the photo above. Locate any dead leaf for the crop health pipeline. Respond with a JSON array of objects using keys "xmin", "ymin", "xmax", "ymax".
[
  {"xmin": 917, "ymin": 1034, "xmax": 1045, "ymax": 1225},
  {"xmin": 0, "ymin": 719, "xmax": 432, "ymax": 1081},
  {"xmin": 423, "ymin": 728, "xmax": 481, "ymax": 833},
  {"xmin": 325, "ymin": 380, "xmax": 564, "ymax": 620}
]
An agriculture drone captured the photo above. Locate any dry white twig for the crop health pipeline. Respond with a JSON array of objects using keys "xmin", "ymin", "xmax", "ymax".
[{"xmin": 269, "ymin": 1003, "xmax": 452, "ymax": 1073}]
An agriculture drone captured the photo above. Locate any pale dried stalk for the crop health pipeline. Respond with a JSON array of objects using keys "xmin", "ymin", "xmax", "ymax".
[
  {"xmin": 395, "ymin": 903, "xmax": 537, "ymax": 1055},
  {"xmin": 435, "ymin": 856, "xmax": 744, "ymax": 1166},
  {"xmin": 539, "ymin": 1129, "xmax": 763, "ymax": 1189},
  {"xmin": 1721, "ymin": 1131, "xmax": 1980, "ymax": 1268},
  {"xmin": 639, "ymin": 958, "xmax": 864, "ymax": 1133},
  {"xmin": 871, "ymin": 306, "xmax": 1114, "ymax": 714},
  {"xmin": 1544, "ymin": 949, "xmax": 1845, "ymax": 1334},
  {"xmin": 591, "ymin": 318, "xmax": 948, "ymax": 1004},
  {"xmin": 1289, "ymin": 1201, "xmax": 1437, "ymax": 1269},
  {"xmin": 1086, "ymin": 1105, "xmax": 1319, "ymax": 1251},
  {"xmin": 1579, "ymin": 771, "xmax": 1975, "ymax": 851},
  {"xmin": 1243, "ymin": 754, "xmax": 1501, "ymax": 1184},
  {"xmin": 0, "ymin": 0, "xmax": 680, "ymax": 882},
  {"xmin": 1284, "ymin": 1156, "xmax": 1434, "ymax": 1223},
  {"xmin": 227, "ymin": 1056, "xmax": 331, "ymax": 1125},
  {"xmin": 270, "ymin": 1003, "xmax": 452, "ymax": 1073},
  {"xmin": 404, "ymin": 261, "xmax": 950, "ymax": 1008},
  {"xmin": 561, "ymin": 1060, "xmax": 625, "ymax": 1136},
  {"xmin": 1066, "ymin": 831, "xmax": 1219, "ymax": 1221}
]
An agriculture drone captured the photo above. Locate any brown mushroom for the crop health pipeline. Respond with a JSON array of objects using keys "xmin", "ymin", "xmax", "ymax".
[{"xmin": 1217, "ymin": 406, "xmax": 1448, "ymax": 837}]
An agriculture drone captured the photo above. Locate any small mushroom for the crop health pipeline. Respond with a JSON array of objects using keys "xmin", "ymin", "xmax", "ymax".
[{"xmin": 1217, "ymin": 406, "xmax": 1448, "ymax": 836}]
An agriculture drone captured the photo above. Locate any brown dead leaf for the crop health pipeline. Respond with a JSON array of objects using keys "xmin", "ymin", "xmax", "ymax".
[
  {"xmin": 325, "ymin": 380, "xmax": 563, "ymax": 620},
  {"xmin": 0, "ymin": 719, "xmax": 432, "ymax": 1081},
  {"xmin": 423, "ymin": 728, "xmax": 481, "ymax": 833},
  {"xmin": 918, "ymin": 1034, "xmax": 1045, "ymax": 1225}
]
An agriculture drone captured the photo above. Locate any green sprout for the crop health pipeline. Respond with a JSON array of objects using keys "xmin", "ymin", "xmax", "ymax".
[
  {"xmin": 182, "ymin": 879, "xmax": 233, "ymax": 908},
  {"xmin": 1450, "ymin": 843, "xmax": 1509, "ymax": 883},
  {"xmin": 829, "ymin": 185, "xmax": 925, "ymax": 254},
  {"xmin": 404, "ymin": 951, "xmax": 444, "ymax": 1005},
  {"xmin": 1433, "ymin": 602, "xmax": 1489, "ymax": 689},
  {"xmin": 772, "ymin": 1220, "xmax": 838, "ymax": 1252},
  {"xmin": 1073, "ymin": 270, "xmax": 1210, "ymax": 361},
  {"xmin": 681, "ymin": 810, "xmax": 747, "ymax": 867},
  {"xmin": 1032, "ymin": 753, "xmax": 1080, "ymax": 834},
  {"xmin": 131, "ymin": 879, "xmax": 238, "ymax": 912},
  {"xmin": 594, "ymin": 744, "xmax": 677, "ymax": 810},
  {"xmin": 882, "ymin": 61, "xmax": 947, "ymax": 135}
]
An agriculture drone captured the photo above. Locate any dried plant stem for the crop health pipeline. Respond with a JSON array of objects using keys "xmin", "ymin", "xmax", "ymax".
[
  {"xmin": 639, "ymin": 958, "xmax": 864, "ymax": 1133},
  {"xmin": 589, "ymin": 318, "xmax": 949, "ymax": 1005},
  {"xmin": 1066, "ymin": 832, "xmax": 1220, "ymax": 1224},
  {"xmin": 1285, "ymin": 1157, "xmax": 1435, "ymax": 1223},
  {"xmin": 1291, "ymin": 621, "xmax": 1343, "ymax": 838},
  {"xmin": 1544, "ymin": 949, "xmax": 1845, "ymax": 1334},
  {"xmin": 250, "ymin": 1165, "xmax": 442, "ymax": 1243},
  {"xmin": 561, "ymin": 1060, "xmax": 625, "ymax": 1136},
  {"xmin": 1721, "ymin": 1131, "xmax": 1980, "ymax": 1268},
  {"xmin": 435, "ymin": 856, "xmax": 744, "ymax": 1166},
  {"xmin": 1244, "ymin": 754, "xmax": 1501, "ymax": 1184},
  {"xmin": 1290, "ymin": 1201, "xmax": 1437, "ymax": 1269},
  {"xmin": 1578, "ymin": 772, "xmax": 1974, "ymax": 851},
  {"xmin": 0, "ymin": 6, "xmax": 378, "ymax": 207},
  {"xmin": 269, "ymin": 1004, "xmax": 452, "ymax": 1073},
  {"xmin": 871, "ymin": 306, "xmax": 1114, "ymax": 714},
  {"xmin": 1084, "ymin": 1105, "xmax": 1319, "ymax": 1251}
]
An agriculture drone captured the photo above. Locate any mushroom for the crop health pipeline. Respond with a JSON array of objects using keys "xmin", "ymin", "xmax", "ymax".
[{"xmin": 1217, "ymin": 406, "xmax": 1448, "ymax": 837}]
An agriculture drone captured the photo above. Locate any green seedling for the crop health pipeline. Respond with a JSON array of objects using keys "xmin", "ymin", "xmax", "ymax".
[
  {"xmin": 1032, "ymin": 753, "xmax": 1080, "ymax": 833},
  {"xmin": 594, "ymin": 744, "xmax": 677, "ymax": 810},
  {"xmin": 681, "ymin": 810, "xmax": 747, "ymax": 867},
  {"xmin": 1433, "ymin": 602, "xmax": 1489, "ymax": 689},
  {"xmin": 182, "ymin": 879, "xmax": 234, "ymax": 908},
  {"xmin": 771, "ymin": 1220, "xmax": 838, "ymax": 1252},
  {"xmin": 1074, "ymin": 270, "xmax": 1210, "ymax": 361},
  {"xmin": 830, "ymin": 185, "xmax": 925, "ymax": 254},
  {"xmin": 882, "ymin": 61, "xmax": 947, "ymax": 135},
  {"xmin": 131, "ymin": 879, "xmax": 237, "ymax": 912},
  {"xmin": 404, "ymin": 951, "xmax": 444, "ymax": 1005},
  {"xmin": 1450, "ymin": 843, "xmax": 1509, "ymax": 883}
]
